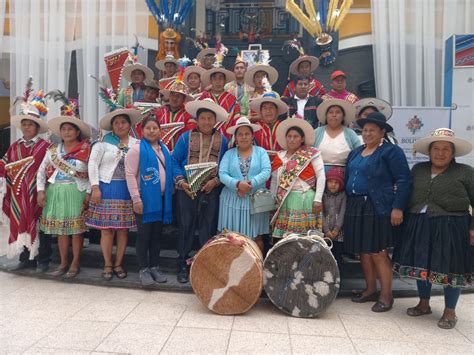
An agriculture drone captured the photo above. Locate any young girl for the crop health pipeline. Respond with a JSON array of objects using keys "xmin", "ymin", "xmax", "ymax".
[{"xmin": 322, "ymin": 167, "xmax": 346, "ymax": 264}]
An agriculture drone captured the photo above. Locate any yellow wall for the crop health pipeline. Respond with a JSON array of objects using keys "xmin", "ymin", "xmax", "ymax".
[
  {"xmin": 340, "ymin": 13, "xmax": 372, "ymax": 39},
  {"xmin": 3, "ymin": 0, "xmax": 9, "ymax": 35}
]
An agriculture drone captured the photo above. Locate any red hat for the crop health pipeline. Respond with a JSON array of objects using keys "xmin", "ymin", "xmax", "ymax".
[
  {"xmin": 330, "ymin": 70, "xmax": 347, "ymax": 80},
  {"xmin": 326, "ymin": 167, "xmax": 345, "ymax": 191}
]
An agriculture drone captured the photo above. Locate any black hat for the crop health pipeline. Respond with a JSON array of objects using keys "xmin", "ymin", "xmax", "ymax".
[{"xmin": 357, "ymin": 111, "xmax": 393, "ymax": 132}]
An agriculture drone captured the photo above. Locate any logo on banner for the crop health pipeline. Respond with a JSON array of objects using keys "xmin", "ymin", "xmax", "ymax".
[{"xmin": 406, "ymin": 115, "xmax": 424, "ymax": 135}]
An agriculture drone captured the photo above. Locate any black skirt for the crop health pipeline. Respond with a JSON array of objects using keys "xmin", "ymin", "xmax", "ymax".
[
  {"xmin": 393, "ymin": 213, "xmax": 472, "ymax": 288},
  {"xmin": 343, "ymin": 195, "xmax": 399, "ymax": 254}
]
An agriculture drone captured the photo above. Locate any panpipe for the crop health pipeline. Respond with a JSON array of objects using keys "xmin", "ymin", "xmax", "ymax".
[
  {"xmin": 184, "ymin": 162, "xmax": 217, "ymax": 198},
  {"xmin": 5, "ymin": 156, "xmax": 34, "ymax": 196},
  {"xmin": 103, "ymin": 47, "xmax": 130, "ymax": 91},
  {"xmin": 160, "ymin": 122, "xmax": 185, "ymax": 146},
  {"xmin": 263, "ymin": 231, "xmax": 340, "ymax": 318},
  {"xmin": 133, "ymin": 102, "xmax": 162, "ymax": 116},
  {"xmin": 190, "ymin": 230, "xmax": 263, "ymax": 315}
]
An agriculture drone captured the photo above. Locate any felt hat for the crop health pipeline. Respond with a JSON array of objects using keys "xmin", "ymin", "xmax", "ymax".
[{"xmin": 413, "ymin": 128, "xmax": 472, "ymax": 157}]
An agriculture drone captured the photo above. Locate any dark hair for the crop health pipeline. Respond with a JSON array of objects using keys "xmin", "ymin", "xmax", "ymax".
[
  {"xmin": 111, "ymin": 114, "xmax": 131, "ymax": 126},
  {"xmin": 358, "ymin": 106, "xmax": 379, "ymax": 118},
  {"xmin": 235, "ymin": 125, "xmax": 254, "ymax": 136},
  {"xmin": 295, "ymin": 76, "xmax": 310, "ymax": 84},
  {"xmin": 210, "ymin": 72, "xmax": 225, "ymax": 80},
  {"xmin": 286, "ymin": 126, "xmax": 305, "ymax": 138},
  {"xmin": 141, "ymin": 114, "xmax": 161, "ymax": 129},
  {"xmin": 59, "ymin": 122, "xmax": 82, "ymax": 141},
  {"xmin": 428, "ymin": 141, "xmax": 455, "ymax": 155},
  {"xmin": 326, "ymin": 105, "xmax": 346, "ymax": 125},
  {"xmin": 196, "ymin": 108, "xmax": 217, "ymax": 119},
  {"xmin": 260, "ymin": 101, "xmax": 278, "ymax": 112},
  {"xmin": 21, "ymin": 118, "xmax": 40, "ymax": 129}
]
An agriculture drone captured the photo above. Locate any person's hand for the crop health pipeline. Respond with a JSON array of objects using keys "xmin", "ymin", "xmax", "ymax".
[
  {"xmin": 391, "ymin": 208, "xmax": 404, "ymax": 226},
  {"xmin": 201, "ymin": 179, "xmax": 217, "ymax": 194},
  {"xmin": 248, "ymin": 112, "xmax": 261, "ymax": 122},
  {"xmin": 133, "ymin": 200, "xmax": 143, "ymax": 215},
  {"xmin": 312, "ymin": 201, "xmax": 322, "ymax": 215},
  {"xmin": 470, "ymin": 229, "xmax": 474, "ymax": 246},
  {"xmin": 82, "ymin": 194, "xmax": 91, "ymax": 212},
  {"xmin": 37, "ymin": 191, "xmax": 46, "ymax": 208},
  {"xmin": 90, "ymin": 186, "xmax": 101, "ymax": 204},
  {"xmin": 180, "ymin": 182, "xmax": 195, "ymax": 199}
]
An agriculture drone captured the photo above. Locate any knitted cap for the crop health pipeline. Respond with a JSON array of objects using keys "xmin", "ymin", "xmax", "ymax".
[{"xmin": 326, "ymin": 167, "xmax": 345, "ymax": 191}]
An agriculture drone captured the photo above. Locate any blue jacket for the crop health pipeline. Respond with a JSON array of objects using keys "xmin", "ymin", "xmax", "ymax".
[
  {"xmin": 171, "ymin": 130, "xmax": 228, "ymax": 179},
  {"xmin": 219, "ymin": 146, "xmax": 271, "ymax": 193},
  {"xmin": 346, "ymin": 142, "xmax": 412, "ymax": 216}
]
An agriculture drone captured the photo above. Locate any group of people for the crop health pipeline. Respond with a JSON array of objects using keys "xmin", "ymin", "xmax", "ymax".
[{"xmin": 1, "ymin": 46, "xmax": 472, "ymax": 330}]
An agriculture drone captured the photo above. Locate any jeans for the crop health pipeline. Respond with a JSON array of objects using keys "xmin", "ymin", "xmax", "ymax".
[
  {"xmin": 135, "ymin": 214, "xmax": 163, "ymax": 269},
  {"xmin": 416, "ymin": 280, "xmax": 461, "ymax": 309}
]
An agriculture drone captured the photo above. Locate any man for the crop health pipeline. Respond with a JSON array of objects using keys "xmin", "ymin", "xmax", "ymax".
[
  {"xmin": 172, "ymin": 98, "xmax": 228, "ymax": 283},
  {"xmin": 196, "ymin": 48, "xmax": 216, "ymax": 70},
  {"xmin": 142, "ymin": 80, "xmax": 161, "ymax": 103},
  {"xmin": 282, "ymin": 76, "xmax": 323, "ymax": 129},
  {"xmin": 1, "ymin": 91, "xmax": 51, "ymax": 271},
  {"xmin": 155, "ymin": 54, "xmax": 179, "ymax": 79},
  {"xmin": 224, "ymin": 56, "xmax": 252, "ymax": 116},
  {"xmin": 118, "ymin": 60, "xmax": 154, "ymax": 107},
  {"xmin": 184, "ymin": 65, "xmax": 206, "ymax": 97},
  {"xmin": 322, "ymin": 70, "xmax": 359, "ymax": 104},
  {"xmin": 199, "ymin": 67, "xmax": 240, "ymax": 139},
  {"xmin": 244, "ymin": 63, "xmax": 278, "ymax": 101},
  {"xmin": 283, "ymin": 55, "xmax": 326, "ymax": 98}
]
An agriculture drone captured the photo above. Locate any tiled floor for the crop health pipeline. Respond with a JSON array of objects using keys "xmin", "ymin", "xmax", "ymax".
[{"xmin": 0, "ymin": 271, "xmax": 472, "ymax": 354}]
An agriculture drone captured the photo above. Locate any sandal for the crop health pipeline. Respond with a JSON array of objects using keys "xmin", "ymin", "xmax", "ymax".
[
  {"xmin": 371, "ymin": 298, "xmax": 394, "ymax": 313},
  {"xmin": 438, "ymin": 316, "xmax": 458, "ymax": 329},
  {"xmin": 102, "ymin": 265, "xmax": 113, "ymax": 281},
  {"xmin": 49, "ymin": 265, "xmax": 68, "ymax": 277},
  {"xmin": 407, "ymin": 305, "xmax": 432, "ymax": 317},
  {"xmin": 65, "ymin": 267, "xmax": 80, "ymax": 279},
  {"xmin": 113, "ymin": 265, "xmax": 128, "ymax": 279}
]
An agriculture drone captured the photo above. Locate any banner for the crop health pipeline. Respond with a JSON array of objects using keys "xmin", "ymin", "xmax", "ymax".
[{"xmin": 390, "ymin": 107, "xmax": 451, "ymax": 168}]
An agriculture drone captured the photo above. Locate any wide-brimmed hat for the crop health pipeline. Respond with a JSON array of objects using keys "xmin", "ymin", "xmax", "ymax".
[
  {"xmin": 355, "ymin": 97, "xmax": 393, "ymax": 120},
  {"xmin": 183, "ymin": 65, "xmax": 206, "ymax": 85},
  {"xmin": 160, "ymin": 79, "xmax": 195, "ymax": 103},
  {"xmin": 413, "ymin": 128, "xmax": 472, "ymax": 157},
  {"xmin": 226, "ymin": 116, "xmax": 261, "ymax": 135},
  {"xmin": 99, "ymin": 108, "xmax": 142, "ymax": 131},
  {"xmin": 122, "ymin": 62, "xmax": 154, "ymax": 83},
  {"xmin": 289, "ymin": 55, "xmax": 320, "ymax": 76},
  {"xmin": 249, "ymin": 91, "xmax": 288, "ymax": 115},
  {"xmin": 155, "ymin": 54, "xmax": 179, "ymax": 71},
  {"xmin": 144, "ymin": 79, "xmax": 161, "ymax": 91},
  {"xmin": 316, "ymin": 98, "xmax": 356, "ymax": 126},
  {"xmin": 185, "ymin": 98, "xmax": 228, "ymax": 122},
  {"xmin": 244, "ymin": 65, "xmax": 278, "ymax": 87},
  {"xmin": 276, "ymin": 117, "xmax": 316, "ymax": 150},
  {"xmin": 201, "ymin": 67, "xmax": 236, "ymax": 88},
  {"xmin": 357, "ymin": 111, "xmax": 393, "ymax": 133},
  {"xmin": 11, "ymin": 103, "xmax": 48, "ymax": 134},
  {"xmin": 196, "ymin": 48, "xmax": 216, "ymax": 63},
  {"xmin": 48, "ymin": 115, "xmax": 91, "ymax": 138}
]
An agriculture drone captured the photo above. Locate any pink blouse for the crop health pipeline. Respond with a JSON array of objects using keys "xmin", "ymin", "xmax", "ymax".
[{"xmin": 125, "ymin": 142, "xmax": 167, "ymax": 203}]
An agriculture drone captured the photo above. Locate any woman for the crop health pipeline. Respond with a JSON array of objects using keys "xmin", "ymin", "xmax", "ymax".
[
  {"xmin": 271, "ymin": 118, "xmax": 325, "ymax": 238},
  {"xmin": 244, "ymin": 63, "xmax": 278, "ymax": 100},
  {"xmin": 86, "ymin": 108, "xmax": 142, "ymax": 280},
  {"xmin": 218, "ymin": 117, "xmax": 271, "ymax": 251},
  {"xmin": 37, "ymin": 114, "xmax": 92, "ymax": 278},
  {"xmin": 344, "ymin": 112, "xmax": 411, "ymax": 312},
  {"xmin": 354, "ymin": 98, "xmax": 396, "ymax": 144},
  {"xmin": 184, "ymin": 65, "xmax": 206, "ymax": 97},
  {"xmin": 394, "ymin": 128, "xmax": 473, "ymax": 329},
  {"xmin": 314, "ymin": 98, "xmax": 361, "ymax": 171},
  {"xmin": 125, "ymin": 115, "xmax": 173, "ymax": 286}
]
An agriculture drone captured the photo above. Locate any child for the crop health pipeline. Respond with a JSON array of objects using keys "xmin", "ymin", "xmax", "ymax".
[{"xmin": 322, "ymin": 167, "xmax": 346, "ymax": 264}]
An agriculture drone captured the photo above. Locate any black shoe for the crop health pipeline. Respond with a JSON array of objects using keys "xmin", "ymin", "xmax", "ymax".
[
  {"xmin": 9, "ymin": 260, "xmax": 36, "ymax": 271},
  {"xmin": 351, "ymin": 292, "xmax": 379, "ymax": 303},
  {"xmin": 177, "ymin": 268, "xmax": 189, "ymax": 283},
  {"xmin": 36, "ymin": 263, "xmax": 50, "ymax": 273}
]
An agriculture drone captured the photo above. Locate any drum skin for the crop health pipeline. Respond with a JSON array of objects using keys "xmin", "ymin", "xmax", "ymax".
[
  {"xmin": 263, "ymin": 234, "xmax": 340, "ymax": 318},
  {"xmin": 190, "ymin": 230, "xmax": 263, "ymax": 315}
]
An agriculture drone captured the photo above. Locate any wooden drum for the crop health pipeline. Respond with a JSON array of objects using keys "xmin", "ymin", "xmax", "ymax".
[
  {"xmin": 190, "ymin": 229, "xmax": 263, "ymax": 315},
  {"xmin": 263, "ymin": 232, "xmax": 340, "ymax": 318}
]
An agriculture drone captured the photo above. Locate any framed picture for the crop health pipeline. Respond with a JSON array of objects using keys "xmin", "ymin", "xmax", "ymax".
[{"xmin": 241, "ymin": 45, "xmax": 270, "ymax": 67}]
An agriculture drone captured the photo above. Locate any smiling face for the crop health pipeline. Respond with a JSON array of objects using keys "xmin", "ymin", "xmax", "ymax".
[
  {"xmin": 361, "ymin": 122, "xmax": 385, "ymax": 147},
  {"xmin": 60, "ymin": 122, "xmax": 81, "ymax": 143},
  {"xmin": 111, "ymin": 115, "xmax": 131, "ymax": 139},
  {"xmin": 164, "ymin": 62, "xmax": 177, "ymax": 77},
  {"xmin": 142, "ymin": 119, "xmax": 161, "ymax": 144},
  {"xmin": 429, "ymin": 141, "xmax": 455, "ymax": 170},
  {"xmin": 20, "ymin": 119, "xmax": 40, "ymax": 140},
  {"xmin": 187, "ymin": 73, "xmax": 201, "ymax": 90},
  {"xmin": 197, "ymin": 110, "xmax": 217, "ymax": 135},
  {"xmin": 260, "ymin": 102, "xmax": 278, "ymax": 124},
  {"xmin": 131, "ymin": 69, "xmax": 145, "ymax": 84},
  {"xmin": 325, "ymin": 106, "xmax": 345, "ymax": 128},
  {"xmin": 235, "ymin": 126, "xmax": 254, "ymax": 150}
]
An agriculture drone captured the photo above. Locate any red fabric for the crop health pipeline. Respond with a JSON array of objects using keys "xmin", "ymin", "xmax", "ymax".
[
  {"xmin": 271, "ymin": 153, "xmax": 316, "ymax": 183},
  {"xmin": 326, "ymin": 166, "xmax": 345, "ymax": 191},
  {"xmin": 282, "ymin": 77, "xmax": 326, "ymax": 98},
  {"xmin": 254, "ymin": 121, "xmax": 282, "ymax": 152},
  {"xmin": 62, "ymin": 140, "xmax": 91, "ymax": 163},
  {"xmin": 2, "ymin": 139, "xmax": 50, "ymax": 253},
  {"xmin": 331, "ymin": 70, "xmax": 347, "ymax": 80}
]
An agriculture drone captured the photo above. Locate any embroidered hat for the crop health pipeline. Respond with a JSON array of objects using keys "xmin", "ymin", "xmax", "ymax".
[
  {"xmin": 413, "ymin": 128, "xmax": 472, "ymax": 157},
  {"xmin": 226, "ymin": 116, "xmax": 261, "ymax": 135},
  {"xmin": 160, "ymin": 79, "xmax": 195, "ymax": 103},
  {"xmin": 326, "ymin": 166, "xmax": 345, "ymax": 191},
  {"xmin": 355, "ymin": 97, "xmax": 393, "ymax": 120},
  {"xmin": 276, "ymin": 117, "xmax": 316, "ymax": 150}
]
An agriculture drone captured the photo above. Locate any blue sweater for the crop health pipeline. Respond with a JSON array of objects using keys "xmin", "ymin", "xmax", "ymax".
[
  {"xmin": 219, "ymin": 146, "xmax": 271, "ymax": 193},
  {"xmin": 345, "ymin": 142, "xmax": 412, "ymax": 216},
  {"xmin": 171, "ymin": 131, "xmax": 228, "ymax": 179}
]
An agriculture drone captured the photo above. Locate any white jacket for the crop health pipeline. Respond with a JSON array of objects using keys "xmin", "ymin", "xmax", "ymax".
[
  {"xmin": 88, "ymin": 137, "xmax": 139, "ymax": 186},
  {"xmin": 37, "ymin": 144, "xmax": 91, "ymax": 193}
]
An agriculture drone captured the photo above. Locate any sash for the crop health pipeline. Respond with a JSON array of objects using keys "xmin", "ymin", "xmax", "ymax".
[
  {"xmin": 48, "ymin": 145, "xmax": 89, "ymax": 180},
  {"xmin": 271, "ymin": 146, "xmax": 320, "ymax": 224}
]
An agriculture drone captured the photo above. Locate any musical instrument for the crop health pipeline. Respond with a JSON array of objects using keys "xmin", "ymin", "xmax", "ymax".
[
  {"xmin": 133, "ymin": 102, "xmax": 162, "ymax": 116},
  {"xmin": 103, "ymin": 48, "xmax": 130, "ymax": 91},
  {"xmin": 5, "ymin": 156, "xmax": 34, "ymax": 196},
  {"xmin": 190, "ymin": 229, "xmax": 263, "ymax": 315},
  {"xmin": 263, "ymin": 231, "xmax": 340, "ymax": 318},
  {"xmin": 184, "ymin": 162, "xmax": 217, "ymax": 198},
  {"xmin": 160, "ymin": 122, "xmax": 185, "ymax": 146}
]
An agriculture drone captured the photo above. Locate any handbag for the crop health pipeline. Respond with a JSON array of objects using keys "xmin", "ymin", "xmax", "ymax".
[{"xmin": 250, "ymin": 189, "xmax": 276, "ymax": 215}]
